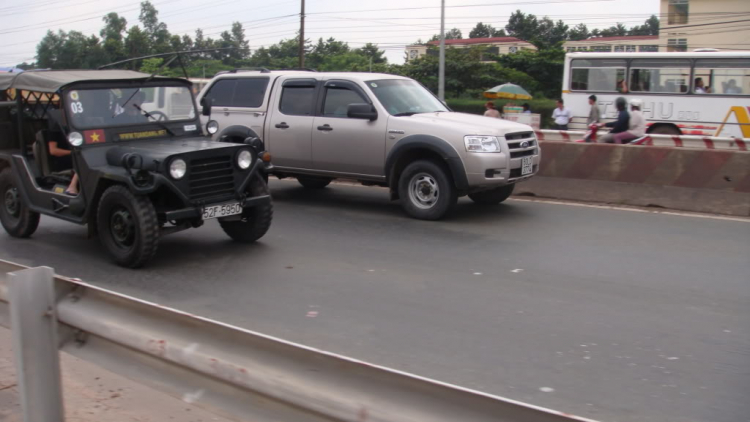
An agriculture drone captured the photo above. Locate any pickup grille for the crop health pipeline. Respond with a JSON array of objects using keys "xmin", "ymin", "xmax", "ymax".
[
  {"xmin": 188, "ymin": 155, "xmax": 235, "ymax": 201},
  {"xmin": 505, "ymin": 131, "xmax": 537, "ymax": 159}
]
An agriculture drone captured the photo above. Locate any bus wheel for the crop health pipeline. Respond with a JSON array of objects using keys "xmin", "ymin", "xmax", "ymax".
[{"xmin": 649, "ymin": 125, "xmax": 681, "ymax": 136}]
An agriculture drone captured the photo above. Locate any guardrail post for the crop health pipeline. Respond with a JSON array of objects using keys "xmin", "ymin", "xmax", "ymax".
[{"xmin": 8, "ymin": 266, "xmax": 65, "ymax": 422}]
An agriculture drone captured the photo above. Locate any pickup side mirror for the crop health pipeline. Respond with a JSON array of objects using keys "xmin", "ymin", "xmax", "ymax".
[
  {"xmin": 200, "ymin": 97, "xmax": 211, "ymax": 117},
  {"xmin": 347, "ymin": 103, "xmax": 378, "ymax": 121}
]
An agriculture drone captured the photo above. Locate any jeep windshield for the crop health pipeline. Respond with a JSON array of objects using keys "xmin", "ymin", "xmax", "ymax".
[
  {"xmin": 66, "ymin": 86, "xmax": 196, "ymax": 129},
  {"xmin": 366, "ymin": 79, "xmax": 449, "ymax": 116}
]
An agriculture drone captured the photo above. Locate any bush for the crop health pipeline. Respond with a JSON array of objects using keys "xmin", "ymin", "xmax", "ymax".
[{"xmin": 446, "ymin": 98, "xmax": 558, "ymax": 129}]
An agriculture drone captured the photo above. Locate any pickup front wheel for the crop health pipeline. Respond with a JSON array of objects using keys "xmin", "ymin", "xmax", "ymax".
[{"xmin": 398, "ymin": 160, "xmax": 457, "ymax": 220}]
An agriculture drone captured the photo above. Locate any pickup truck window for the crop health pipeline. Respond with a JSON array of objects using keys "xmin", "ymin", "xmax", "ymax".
[
  {"xmin": 366, "ymin": 79, "xmax": 448, "ymax": 116},
  {"xmin": 280, "ymin": 86, "xmax": 315, "ymax": 116},
  {"xmin": 203, "ymin": 78, "xmax": 269, "ymax": 107},
  {"xmin": 323, "ymin": 88, "xmax": 366, "ymax": 117}
]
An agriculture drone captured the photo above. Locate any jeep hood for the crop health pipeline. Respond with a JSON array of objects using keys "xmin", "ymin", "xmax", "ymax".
[
  {"xmin": 402, "ymin": 112, "xmax": 533, "ymax": 136},
  {"xmin": 105, "ymin": 138, "xmax": 242, "ymax": 168}
]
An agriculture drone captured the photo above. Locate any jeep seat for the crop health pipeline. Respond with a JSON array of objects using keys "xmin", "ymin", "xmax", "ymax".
[{"xmin": 33, "ymin": 130, "xmax": 72, "ymax": 182}]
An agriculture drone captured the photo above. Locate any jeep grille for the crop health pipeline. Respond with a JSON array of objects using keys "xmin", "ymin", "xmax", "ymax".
[{"xmin": 188, "ymin": 155, "xmax": 235, "ymax": 201}]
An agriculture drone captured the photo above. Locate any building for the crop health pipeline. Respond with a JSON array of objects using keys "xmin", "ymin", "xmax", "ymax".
[
  {"xmin": 405, "ymin": 37, "xmax": 536, "ymax": 62},
  {"xmin": 563, "ymin": 36, "xmax": 660, "ymax": 53},
  {"xmin": 660, "ymin": 0, "xmax": 750, "ymax": 52}
]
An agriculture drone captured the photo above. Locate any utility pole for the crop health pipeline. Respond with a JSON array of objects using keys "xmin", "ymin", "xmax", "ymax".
[
  {"xmin": 438, "ymin": 0, "xmax": 445, "ymax": 100},
  {"xmin": 299, "ymin": 0, "xmax": 305, "ymax": 68}
]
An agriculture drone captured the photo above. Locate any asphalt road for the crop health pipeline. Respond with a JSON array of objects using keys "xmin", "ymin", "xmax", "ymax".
[{"xmin": 2, "ymin": 179, "xmax": 749, "ymax": 422}]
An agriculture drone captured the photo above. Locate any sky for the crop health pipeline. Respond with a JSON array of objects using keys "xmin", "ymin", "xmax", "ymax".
[{"xmin": 0, "ymin": 0, "xmax": 661, "ymax": 67}]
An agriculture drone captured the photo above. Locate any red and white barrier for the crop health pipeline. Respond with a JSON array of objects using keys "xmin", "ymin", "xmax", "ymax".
[{"xmin": 534, "ymin": 130, "xmax": 748, "ymax": 151}]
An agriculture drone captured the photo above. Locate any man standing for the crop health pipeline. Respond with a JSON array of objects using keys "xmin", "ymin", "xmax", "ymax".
[
  {"xmin": 552, "ymin": 99, "xmax": 571, "ymax": 130},
  {"xmin": 583, "ymin": 95, "xmax": 601, "ymax": 142}
]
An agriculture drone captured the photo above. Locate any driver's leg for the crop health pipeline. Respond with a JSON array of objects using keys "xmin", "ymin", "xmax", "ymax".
[{"xmin": 65, "ymin": 173, "xmax": 79, "ymax": 195}]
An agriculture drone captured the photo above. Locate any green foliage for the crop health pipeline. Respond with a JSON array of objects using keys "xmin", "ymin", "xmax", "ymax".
[
  {"xmin": 446, "ymin": 98, "xmax": 558, "ymax": 129},
  {"xmin": 469, "ymin": 23, "xmax": 506, "ymax": 38},
  {"xmin": 428, "ymin": 28, "xmax": 463, "ymax": 42},
  {"xmin": 496, "ymin": 48, "xmax": 565, "ymax": 99}
]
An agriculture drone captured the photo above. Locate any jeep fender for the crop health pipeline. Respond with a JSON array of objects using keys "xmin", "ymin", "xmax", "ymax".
[
  {"xmin": 385, "ymin": 135, "xmax": 469, "ymax": 191},
  {"xmin": 217, "ymin": 125, "xmax": 263, "ymax": 147}
]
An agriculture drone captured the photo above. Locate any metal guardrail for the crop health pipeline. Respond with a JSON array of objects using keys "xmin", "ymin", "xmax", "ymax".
[
  {"xmin": 0, "ymin": 260, "xmax": 597, "ymax": 422},
  {"xmin": 535, "ymin": 130, "xmax": 747, "ymax": 151}
]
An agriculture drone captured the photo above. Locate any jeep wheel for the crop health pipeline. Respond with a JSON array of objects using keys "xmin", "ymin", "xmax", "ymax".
[
  {"xmin": 220, "ymin": 176, "xmax": 273, "ymax": 243},
  {"xmin": 468, "ymin": 184, "xmax": 515, "ymax": 205},
  {"xmin": 0, "ymin": 168, "xmax": 40, "ymax": 238},
  {"xmin": 297, "ymin": 176, "xmax": 331, "ymax": 189},
  {"xmin": 398, "ymin": 160, "xmax": 457, "ymax": 220},
  {"xmin": 97, "ymin": 185, "xmax": 159, "ymax": 268}
]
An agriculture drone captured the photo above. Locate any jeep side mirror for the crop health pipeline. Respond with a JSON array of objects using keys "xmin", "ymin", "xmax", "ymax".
[
  {"xmin": 200, "ymin": 97, "xmax": 211, "ymax": 117},
  {"xmin": 347, "ymin": 103, "xmax": 377, "ymax": 121}
]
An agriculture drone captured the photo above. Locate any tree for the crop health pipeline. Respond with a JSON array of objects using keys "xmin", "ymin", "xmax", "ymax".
[
  {"xmin": 355, "ymin": 43, "xmax": 386, "ymax": 64},
  {"xmin": 505, "ymin": 10, "xmax": 539, "ymax": 42},
  {"xmin": 35, "ymin": 30, "xmax": 107, "ymax": 69},
  {"xmin": 100, "ymin": 13, "xmax": 128, "ymax": 63},
  {"xmin": 568, "ymin": 23, "xmax": 590, "ymax": 41},
  {"xmin": 469, "ymin": 23, "xmax": 506, "ymax": 38},
  {"xmin": 139, "ymin": 1, "xmax": 171, "ymax": 53},
  {"xmin": 124, "ymin": 25, "xmax": 150, "ymax": 69},
  {"xmin": 428, "ymin": 28, "xmax": 463, "ymax": 42},
  {"xmin": 598, "ymin": 23, "xmax": 628, "ymax": 37},
  {"xmin": 629, "ymin": 15, "xmax": 659, "ymax": 36},
  {"xmin": 496, "ymin": 48, "xmax": 565, "ymax": 98}
]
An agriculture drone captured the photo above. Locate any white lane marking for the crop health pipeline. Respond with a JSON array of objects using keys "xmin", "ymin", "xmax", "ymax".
[{"xmin": 539, "ymin": 387, "xmax": 555, "ymax": 393}]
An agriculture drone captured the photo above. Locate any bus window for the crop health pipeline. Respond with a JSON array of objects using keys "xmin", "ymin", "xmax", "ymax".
[
  {"xmin": 570, "ymin": 59, "xmax": 627, "ymax": 92},
  {"xmin": 694, "ymin": 59, "xmax": 750, "ymax": 96},
  {"xmin": 629, "ymin": 59, "xmax": 690, "ymax": 94}
]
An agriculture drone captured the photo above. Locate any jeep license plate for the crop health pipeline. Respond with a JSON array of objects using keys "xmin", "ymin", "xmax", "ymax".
[
  {"xmin": 521, "ymin": 156, "xmax": 534, "ymax": 176},
  {"xmin": 203, "ymin": 202, "xmax": 243, "ymax": 220}
]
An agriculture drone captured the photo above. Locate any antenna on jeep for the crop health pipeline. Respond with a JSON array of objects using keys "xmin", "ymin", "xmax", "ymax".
[{"xmin": 97, "ymin": 47, "xmax": 243, "ymax": 70}]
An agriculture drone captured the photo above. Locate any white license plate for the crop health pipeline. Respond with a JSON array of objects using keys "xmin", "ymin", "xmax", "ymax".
[
  {"xmin": 202, "ymin": 202, "xmax": 242, "ymax": 220},
  {"xmin": 521, "ymin": 156, "xmax": 534, "ymax": 175}
]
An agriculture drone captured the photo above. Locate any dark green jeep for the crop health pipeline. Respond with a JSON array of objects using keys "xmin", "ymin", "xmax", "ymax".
[{"xmin": 0, "ymin": 70, "xmax": 273, "ymax": 267}]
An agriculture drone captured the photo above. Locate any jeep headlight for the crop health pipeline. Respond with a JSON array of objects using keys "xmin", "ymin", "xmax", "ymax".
[
  {"xmin": 169, "ymin": 158, "xmax": 187, "ymax": 179},
  {"xmin": 464, "ymin": 135, "xmax": 500, "ymax": 152},
  {"xmin": 237, "ymin": 149, "xmax": 252, "ymax": 170}
]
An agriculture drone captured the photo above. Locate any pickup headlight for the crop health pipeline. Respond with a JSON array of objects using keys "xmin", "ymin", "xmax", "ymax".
[
  {"xmin": 169, "ymin": 158, "xmax": 187, "ymax": 179},
  {"xmin": 464, "ymin": 136, "xmax": 501, "ymax": 152}
]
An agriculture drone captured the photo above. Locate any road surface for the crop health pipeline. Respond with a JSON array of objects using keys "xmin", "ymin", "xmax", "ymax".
[{"xmin": 1, "ymin": 179, "xmax": 748, "ymax": 422}]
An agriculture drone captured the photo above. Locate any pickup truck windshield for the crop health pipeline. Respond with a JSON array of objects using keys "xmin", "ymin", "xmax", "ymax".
[
  {"xmin": 66, "ymin": 86, "xmax": 196, "ymax": 129},
  {"xmin": 366, "ymin": 79, "xmax": 449, "ymax": 116}
]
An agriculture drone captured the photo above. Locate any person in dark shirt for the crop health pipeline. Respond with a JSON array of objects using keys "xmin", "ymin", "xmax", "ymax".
[
  {"xmin": 47, "ymin": 131, "xmax": 80, "ymax": 195},
  {"xmin": 597, "ymin": 97, "xmax": 630, "ymax": 144}
]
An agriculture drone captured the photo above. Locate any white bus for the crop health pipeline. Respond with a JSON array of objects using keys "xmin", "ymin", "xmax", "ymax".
[{"xmin": 562, "ymin": 51, "xmax": 750, "ymax": 139}]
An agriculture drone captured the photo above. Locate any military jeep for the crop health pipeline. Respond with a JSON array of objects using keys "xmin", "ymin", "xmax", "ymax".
[{"xmin": 0, "ymin": 70, "xmax": 273, "ymax": 267}]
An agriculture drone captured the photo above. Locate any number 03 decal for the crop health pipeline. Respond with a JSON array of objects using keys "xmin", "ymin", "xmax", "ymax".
[{"xmin": 70, "ymin": 102, "xmax": 84, "ymax": 114}]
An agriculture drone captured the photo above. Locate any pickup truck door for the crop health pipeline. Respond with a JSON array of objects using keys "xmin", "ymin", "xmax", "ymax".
[
  {"xmin": 198, "ymin": 77, "xmax": 270, "ymax": 140},
  {"xmin": 311, "ymin": 80, "xmax": 386, "ymax": 176},
  {"xmin": 266, "ymin": 78, "xmax": 318, "ymax": 169}
]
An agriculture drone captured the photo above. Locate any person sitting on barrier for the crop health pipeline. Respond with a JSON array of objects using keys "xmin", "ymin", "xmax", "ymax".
[
  {"xmin": 483, "ymin": 101, "xmax": 501, "ymax": 118},
  {"xmin": 597, "ymin": 97, "xmax": 630, "ymax": 144}
]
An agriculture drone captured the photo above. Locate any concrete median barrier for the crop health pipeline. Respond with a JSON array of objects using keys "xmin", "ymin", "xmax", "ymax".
[{"xmin": 514, "ymin": 141, "xmax": 750, "ymax": 217}]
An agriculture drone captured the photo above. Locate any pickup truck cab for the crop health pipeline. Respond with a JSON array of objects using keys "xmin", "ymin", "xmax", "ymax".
[{"xmin": 197, "ymin": 69, "xmax": 540, "ymax": 220}]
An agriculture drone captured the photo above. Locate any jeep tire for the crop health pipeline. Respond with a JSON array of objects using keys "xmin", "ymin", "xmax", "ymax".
[
  {"xmin": 97, "ymin": 185, "xmax": 159, "ymax": 268},
  {"xmin": 297, "ymin": 176, "xmax": 331, "ymax": 189},
  {"xmin": 398, "ymin": 160, "xmax": 457, "ymax": 220},
  {"xmin": 0, "ymin": 168, "xmax": 40, "ymax": 238},
  {"xmin": 220, "ymin": 176, "xmax": 273, "ymax": 243},
  {"xmin": 468, "ymin": 184, "xmax": 515, "ymax": 205}
]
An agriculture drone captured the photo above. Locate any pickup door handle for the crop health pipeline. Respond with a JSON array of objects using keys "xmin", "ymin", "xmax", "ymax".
[
  {"xmin": 275, "ymin": 122, "xmax": 289, "ymax": 129},
  {"xmin": 317, "ymin": 124, "xmax": 333, "ymax": 131}
]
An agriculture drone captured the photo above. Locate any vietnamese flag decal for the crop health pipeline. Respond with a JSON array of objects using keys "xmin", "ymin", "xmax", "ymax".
[{"xmin": 83, "ymin": 129, "xmax": 106, "ymax": 144}]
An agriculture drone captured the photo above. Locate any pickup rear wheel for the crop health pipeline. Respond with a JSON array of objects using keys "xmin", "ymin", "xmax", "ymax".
[
  {"xmin": 220, "ymin": 176, "xmax": 273, "ymax": 243},
  {"xmin": 0, "ymin": 168, "xmax": 40, "ymax": 238},
  {"xmin": 398, "ymin": 160, "xmax": 457, "ymax": 220},
  {"xmin": 297, "ymin": 176, "xmax": 332, "ymax": 189},
  {"xmin": 468, "ymin": 184, "xmax": 515, "ymax": 205},
  {"xmin": 97, "ymin": 185, "xmax": 159, "ymax": 268}
]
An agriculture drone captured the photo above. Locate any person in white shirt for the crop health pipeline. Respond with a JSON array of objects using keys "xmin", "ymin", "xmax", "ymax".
[
  {"xmin": 552, "ymin": 99, "xmax": 571, "ymax": 130},
  {"xmin": 694, "ymin": 77, "xmax": 710, "ymax": 94}
]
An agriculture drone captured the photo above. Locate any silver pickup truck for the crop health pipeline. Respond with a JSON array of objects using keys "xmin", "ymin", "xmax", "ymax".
[{"xmin": 197, "ymin": 69, "xmax": 540, "ymax": 220}]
